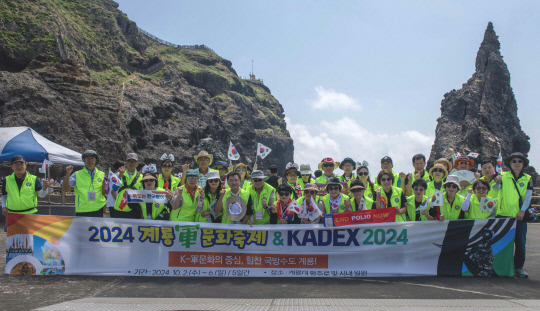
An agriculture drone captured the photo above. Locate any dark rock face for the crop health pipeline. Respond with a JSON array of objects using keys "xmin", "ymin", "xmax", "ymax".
[
  {"xmin": 428, "ymin": 22, "xmax": 536, "ymax": 179},
  {"xmin": 0, "ymin": 0, "xmax": 293, "ymax": 173}
]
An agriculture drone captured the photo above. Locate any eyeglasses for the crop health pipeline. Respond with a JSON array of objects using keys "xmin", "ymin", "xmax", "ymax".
[
  {"xmin": 278, "ymin": 192, "xmax": 290, "ymax": 196},
  {"xmin": 208, "ymin": 179, "xmax": 220, "ymax": 183},
  {"xmin": 380, "ymin": 178, "xmax": 392, "ymax": 182},
  {"xmin": 512, "ymin": 159, "xmax": 523, "ymax": 164},
  {"xmin": 457, "ymin": 161, "xmax": 469, "ymax": 165},
  {"xmin": 198, "ymin": 158, "xmax": 210, "ymax": 162},
  {"xmin": 327, "ymin": 186, "xmax": 340, "ymax": 191},
  {"xmin": 322, "ymin": 163, "xmax": 334, "ymax": 168},
  {"xmin": 187, "ymin": 176, "xmax": 198, "ymax": 180},
  {"xmin": 357, "ymin": 172, "xmax": 368, "ymax": 176},
  {"xmin": 236, "ymin": 168, "xmax": 247, "ymax": 172},
  {"xmin": 445, "ymin": 184, "xmax": 458, "ymax": 189},
  {"xmin": 304, "ymin": 190, "xmax": 317, "ymax": 195},
  {"xmin": 475, "ymin": 187, "xmax": 488, "ymax": 191},
  {"xmin": 253, "ymin": 179, "xmax": 263, "ymax": 182},
  {"xmin": 350, "ymin": 189, "xmax": 364, "ymax": 193},
  {"xmin": 432, "ymin": 169, "xmax": 444, "ymax": 173}
]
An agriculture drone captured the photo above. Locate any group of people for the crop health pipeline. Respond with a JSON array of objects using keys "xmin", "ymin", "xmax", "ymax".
[{"xmin": 1, "ymin": 148, "xmax": 536, "ymax": 277}]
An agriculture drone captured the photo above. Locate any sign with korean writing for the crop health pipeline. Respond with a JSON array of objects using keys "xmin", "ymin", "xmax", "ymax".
[
  {"xmin": 323, "ymin": 208, "xmax": 396, "ymax": 227},
  {"xmin": 127, "ymin": 190, "xmax": 169, "ymax": 203},
  {"xmin": 5, "ymin": 214, "xmax": 515, "ymax": 277}
]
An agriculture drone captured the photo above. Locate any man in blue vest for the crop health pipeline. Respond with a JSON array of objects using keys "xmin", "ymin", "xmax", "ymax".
[
  {"xmin": 63, "ymin": 150, "xmax": 107, "ymax": 217},
  {"xmin": 2, "ymin": 155, "xmax": 50, "ymax": 217}
]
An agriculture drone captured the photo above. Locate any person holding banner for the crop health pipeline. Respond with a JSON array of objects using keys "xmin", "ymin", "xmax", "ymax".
[
  {"xmin": 405, "ymin": 179, "xmax": 428, "ymax": 221},
  {"xmin": 215, "ymin": 171, "xmax": 253, "ymax": 225},
  {"xmin": 375, "ymin": 170, "xmax": 407, "ymax": 222},
  {"xmin": 248, "ymin": 170, "xmax": 276, "ymax": 225},
  {"xmin": 356, "ymin": 165, "xmax": 376, "ymax": 201},
  {"xmin": 296, "ymin": 183, "xmax": 322, "ymax": 224},
  {"xmin": 158, "ymin": 153, "xmax": 180, "ymax": 192},
  {"xmin": 2, "ymin": 155, "xmax": 49, "ymax": 217},
  {"xmin": 171, "ymin": 169, "xmax": 202, "ymax": 222},
  {"xmin": 234, "ymin": 163, "xmax": 251, "ymax": 191},
  {"xmin": 271, "ymin": 184, "xmax": 302, "ymax": 224},
  {"xmin": 112, "ymin": 153, "xmax": 143, "ymax": 218},
  {"xmin": 348, "ymin": 180, "xmax": 374, "ymax": 211},
  {"xmin": 463, "ymin": 180, "xmax": 495, "ymax": 220},
  {"xmin": 284, "ymin": 163, "xmax": 302, "ymax": 200},
  {"xmin": 496, "ymin": 152, "xmax": 534, "ymax": 278},
  {"xmin": 196, "ymin": 171, "xmax": 223, "ymax": 223},
  {"xmin": 440, "ymin": 175, "xmax": 466, "ymax": 220},
  {"xmin": 316, "ymin": 158, "xmax": 339, "ymax": 184},
  {"xmin": 139, "ymin": 171, "xmax": 173, "ymax": 220},
  {"xmin": 318, "ymin": 178, "xmax": 351, "ymax": 214},
  {"xmin": 63, "ymin": 150, "xmax": 106, "ymax": 217}
]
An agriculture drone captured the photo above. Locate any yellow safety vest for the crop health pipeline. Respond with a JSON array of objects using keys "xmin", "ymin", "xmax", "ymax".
[
  {"xmin": 320, "ymin": 193, "xmax": 350, "ymax": 214},
  {"xmin": 379, "ymin": 186, "xmax": 406, "ymax": 222},
  {"xmin": 114, "ymin": 171, "xmax": 142, "ymax": 212},
  {"xmin": 74, "ymin": 168, "xmax": 106, "ymax": 213},
  {"xmin": 497, "ymin": 171, "xmax": 531, "ymax": 217},
  {"xmin": 464, "ymin": 194, "xmax": 492, "ymax": 220},
  {"xmin": 249, "ymin": 183, "xmax": 275, "ymax": 225},
  {"xmin": 170, "ymin": 186, "xmax": 201, "ymax": 222},
  {"xmin": 140, "ymin": 187, "xmax": 169, "ymax": 220},
  {"xmin": 442, "ymin": 193, "xmax": 465, "ymax": 220},
  {"xmin": 5, "ymin": 173, "xmax": 38, "ymax": 214},
  {"xmin": 406, "ymin": 195, "xmax": 429, "ymax": 221},
  {"xmin": 157, "ymin": 174, "xmax": 180, "ymax": 192}
]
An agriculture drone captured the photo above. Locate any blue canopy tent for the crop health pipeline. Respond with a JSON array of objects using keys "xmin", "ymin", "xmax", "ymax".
[{"xmin": 0, "ymin": 127, "xmax": 84, "ymax": 165}]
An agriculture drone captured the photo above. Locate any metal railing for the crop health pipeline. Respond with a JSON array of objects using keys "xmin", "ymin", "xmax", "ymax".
[{"xmin": 139, "ymin": 28, "xmax": 216, "ymax": 54}]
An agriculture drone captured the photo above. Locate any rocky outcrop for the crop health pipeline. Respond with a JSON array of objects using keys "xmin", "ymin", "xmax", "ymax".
[
  {"xmin": 428, "ymin": 22, "xmax": 536, "ymax": 177},
  {"xmin": 0, "ymin": 0, "xmax": 293, "ymax": 171}
]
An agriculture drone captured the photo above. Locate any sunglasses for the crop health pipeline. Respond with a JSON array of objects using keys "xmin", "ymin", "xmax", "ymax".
[
  {"xmin": 278, "ymin": 192, "xmax": 290, "ymax": 196},
  {"xmin": 327, "ymin": 186, "xmax": 340, "ymax": 191},
  {"xmin": 143, "ymin": 179, "xmax": 155, "ymax": 183},
  {"xmin": 357, "ymin": 172, "xmax": 368, "ymax": 176},
  {"xmin": 457, "ymin": 161, "xmax": 469, "ymax": 165},
  {"xmin": 380, "ymin": 178, "xmax": 392, "ymax": 182},
  {"xmin": 187, "ymin": 176, "xmax": 198, "ymax": 180},
  {"xmin": 253, "ymin": 179, "xmax": 263, "ymax": 182},
  {"xmin": 475, "ymin": 187, "xmax": 488, "ymax": 191},
  {"xmin": 198, "ymin": 158, "xmax": 210, "ymax": 162},
  {"xmin": 432, "ymin": 169, "xmax": 444, "ymax": 173},
  {"xmin": 445, "ymin": 184, "xmax": 458, "ymax": 189},
  {"xmin": 322, "ymin": 163, "xmax": 334, "ymax": 167},
  {"xmin": 350, "ymin": 189, "xmax": 364, "ymax": 193},
  {"xmin": 304, "ymin": 190, "xmax": 317, "ymax": 195},
  {"xmin": 208, "ymin": 179, "xmax": 220, "ymax": 183},
  {"xmin": 512, "ymin": 159, "xmax": 523, "ymax": 164}
]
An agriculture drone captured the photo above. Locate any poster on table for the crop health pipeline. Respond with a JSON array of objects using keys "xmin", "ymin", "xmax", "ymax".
[{"xmin": 5, "ymin": 213, "xmax": 516, "ymax": 277}]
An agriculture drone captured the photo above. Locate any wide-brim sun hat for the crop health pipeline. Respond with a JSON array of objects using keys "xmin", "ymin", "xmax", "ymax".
[
  {"xmin": 349, "ymin": 180, "xmax": 366, "ymax": 191},
  {"xmin": 141, "ymin": 173, "xmax": 157, "ymax": 181},
  {"xmin": 318, "ymin": 157, "xmax": 339, "ymax": 170},
  {"xmin": 339, "ymin": 157, "xmax": 356, "ymax": 170},
  {"xmin": 250, "ymin": 170, "xmax": 265, "ymax": 180},
  {"xmin": 300, "ymin": 164, "xmax": 313, "ymax": 175},
  {"xmin": 186, "ymin": 169, "xmax": 199, "ymax": 177},
  {"xmin": 325, "ymin": 177, "xmax": 343, "ymax": 190},
  {"xmin": 435, "ymin": 158, "xmax": 453, "ymax": 172},
  {"xmin": 429, "ymin": 163, "xmax": 448, "ymax": 179},
  {"xmin": 213, "ymin": 161, "xmax": 228, "ymax": 169},
  {"xmin": 206, "ymin": 171, "xmax": 220, "ymax": 180},
  {"xmin": 303, "ymin": 183, "xmax": 319, "ymax": 192},
  {"xmin": 194, "ymin": 150, "xmax": 213, "ymax": 166},
  {"xmin": 504, "ymin": 152, "xmax": 529, "ymax": 168},
  {"xmin": 443, "ymin": 175, "xmax": 461, "ymax": 190}
]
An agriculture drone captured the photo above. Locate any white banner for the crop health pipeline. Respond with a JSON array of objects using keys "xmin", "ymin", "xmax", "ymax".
[
  {"xmin": 5, "ymin": 214, "xmax": 516, "ymax": 277},
  {"xmin": 126, "ymin": 190, "xmax": 169, "ymax": 203}
]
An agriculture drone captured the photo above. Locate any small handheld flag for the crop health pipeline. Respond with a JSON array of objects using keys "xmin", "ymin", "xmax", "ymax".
[
  {"xmin": 496, "ymin": 152, "xmax": 503, "ymax": 173},
  {"xmin": 39, "ymin": 159, "xmax": 53, "ymax": 174},
  {"xmin": 228, "ymin": 141, "xmax": 240, "ymax": 160},
  {"xmin": 108, "ymin": 170, "xmax": 122, "ymax": 187},
  {"xmin": 257, "ymin": 143, "xmax": 272, "ymax": 159}
]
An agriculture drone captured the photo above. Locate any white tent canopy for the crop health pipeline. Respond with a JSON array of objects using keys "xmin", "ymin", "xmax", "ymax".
[{"xmin": 0, "ymin": 127, "xmax": 84, "ymax": 166}]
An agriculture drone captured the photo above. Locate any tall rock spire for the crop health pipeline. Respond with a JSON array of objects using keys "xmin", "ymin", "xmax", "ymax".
[{"xmin": 428, "ymin": 22, "xmax": 532, "ymax": 171}]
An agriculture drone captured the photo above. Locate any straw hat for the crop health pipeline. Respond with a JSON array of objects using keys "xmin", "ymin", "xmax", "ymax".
[
  {"xmin": 194, "ymin": 150, "xmax": 213, "ymax": 166},
  {"xmin": 318, "ymin": 157, "xmax": 339, "ymax": 170},
  {"xmin": 226, "ymin": 195, "xmax": 247, "ymax": 222},
  {"xmin": 429, "ymin": 163, "xmax": 448, "ymax": 179},
  {"xmin": 435, "ymin": 158, "xmax": 452, "ymax": 173}
]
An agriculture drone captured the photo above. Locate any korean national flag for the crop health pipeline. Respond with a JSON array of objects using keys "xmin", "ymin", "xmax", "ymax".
[
  {"xmin": 496, "ymin": 152, "xmax": 503, "ymax": 173},
  {"xmin": 257, "ymin": 143, "xmax": 272, "ymax": 159},
  {"xmin": 228, "ymin": 141, "xmax": 240, "ymax": 160}
]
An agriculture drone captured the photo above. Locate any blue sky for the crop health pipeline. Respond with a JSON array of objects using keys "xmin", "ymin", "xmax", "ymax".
[{"xmin": 115, "ymin": 0, "xmax": 539, "ymax": 174}]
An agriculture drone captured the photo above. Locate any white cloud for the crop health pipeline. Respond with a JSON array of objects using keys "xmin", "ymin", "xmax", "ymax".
[
  {"xmin": 286, "ymin": 116, "xmax": 434, "ymax": 175},
  {"xmin": 309, "ymin": 86, "xmax": 362, "ymax": 111}
]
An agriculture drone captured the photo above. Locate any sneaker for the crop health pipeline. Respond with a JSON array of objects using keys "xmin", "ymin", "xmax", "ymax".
[{"xmin": 515, "ymin": 268, "xmax": 529, "ymax": 278}]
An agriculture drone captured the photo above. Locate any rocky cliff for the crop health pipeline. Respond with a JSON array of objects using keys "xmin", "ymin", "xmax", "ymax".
[
  {"xmin": 428, "ymin": 22, "xmax": 536, "ymax": 177},
  {"xmin": 0, "ymin": 0, "xmax": 293, "ymax": 171}
]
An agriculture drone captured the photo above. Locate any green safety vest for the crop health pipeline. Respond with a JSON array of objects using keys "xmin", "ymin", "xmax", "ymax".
[
  {"xmin": 195, "ymin": 192, "xmax": 219, "ymax": 223},
  {"xmin": 170, "ymin": 186, "xmax": 201, "ymax": 222},
  {"xmin": 362, "ymin": 182, "xmax": 376, "ymax": 200},
  {"xmin": 296, "ymin": 177, "xmax": 315, "ymax": 190},
  {"xmin": 320, "ymin": 193, "xmax": 350, "ymax": 214},
  {"xmin": 464, "ymin": 194, "xmax": 492, "ymax": 220},
  {"xmin": 5, "ymin": 173, "xmax": 38, "ymax": 214},
  {"xmin": 157, "ymin": 174, "xmax": 181, "ymax": 192},
  {"xmin": 480, "ymin": 176, "xmax": 500, "ymax": 199},
  {"xmin": 379, "ymin": 186, "xmax": 406, "ymax": 222},
  {"xmin": 442, "ymin": 193, "xmax": 465, "ymax": 220},
  {"xmin": 425, "ymin": 180, "xmax": 444, "ymax": 202},
  {"xmin": 316, "ymin": 174, "xmax": 337, "ymax": 184},
  {"xmin": 221, "ymin": 188, "xmax": 251, "ymax": 224},
  {"xmin": 497, "ymin": 171, "xmax": 531, "ymax": 217},
  {"xmin": 74, "ymin": 168, "xmax": 106, "ymax": 213},
  {"xmin": 140, "ymin": 187, "xmax": 169, "ymax": 220},
  {"xmin": 338, "ymin": 174, "xmax": 356, "ymax": 187},
  {"xmin": 249, "ymin": 183, "xmax": 275, "ymax": 225},
  {"xmin": 351, "ymin": 196, "xmax": 373, "ymax": 211},
  {"xmin": 406, "ymin": 195, "xmax": 429, "ymax": 221},
  {"xmin": 410, "ymin": 170, "xmax": 432, "ymax": 185},
  {"xmin": 114, "ymin": 171, "xmax": 142, "ymax": 212},
  {"xmin": 239, "ymin": 179, "xmax": 251, "ymax": 191}
]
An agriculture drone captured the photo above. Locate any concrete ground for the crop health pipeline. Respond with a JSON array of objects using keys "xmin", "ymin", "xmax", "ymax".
[{"xmin": 1, "ymin": 222, "xmax": 539, "ymax": 311}]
